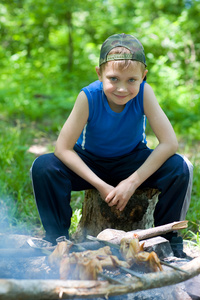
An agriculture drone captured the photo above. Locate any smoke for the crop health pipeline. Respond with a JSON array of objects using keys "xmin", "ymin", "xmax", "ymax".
[
  {"xmin": 0, "ymin": 196, "xmax": 55, "ymax": 280},
  {"xmin": 0, "ymin": 195, "xmax": 32, "ymax": 236},
  {"xmin": 0, "ymin": 197, "xmax": 12, "ymax": 233}
]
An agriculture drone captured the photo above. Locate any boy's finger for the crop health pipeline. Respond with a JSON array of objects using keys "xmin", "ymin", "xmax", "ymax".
[
  {"xmin": 118, "ymin": 199, "xmax": 128, "ymax": 211},
  {"xmin": 107, "ymin": 197, "xmax": 118, "ymax": 206},
  {"xmin": 105, "ymin": 190, "xmax": 115, "ymax": 202},
  {"xmin": 105, "ymin": 195, "xmax": 112, "ymax": 203}
]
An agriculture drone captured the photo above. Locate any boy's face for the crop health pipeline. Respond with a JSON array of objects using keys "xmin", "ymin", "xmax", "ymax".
[{"xmin": 96, "ymin": 61, "xmax": 148, "ymax": 112}]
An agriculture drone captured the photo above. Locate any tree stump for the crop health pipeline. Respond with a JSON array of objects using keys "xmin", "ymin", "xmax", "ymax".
[{"xmin": 74, "ymin": 188, "xmax": 159, "ymax": 242}]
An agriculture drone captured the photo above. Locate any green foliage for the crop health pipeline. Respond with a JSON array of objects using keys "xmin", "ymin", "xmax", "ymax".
[
  {"xmin": 0, "ymin": 0, "xmax": 199, "ymax": 237},
  {"xmin": 69, "ymin": 209, "xmax": 82, "ymax": 236},
  {"xmin": 184, "ymin": 229, "xmax": 200, "ymax": 248},
  {"xmin": 186, "ymin": 153, "xmax": 200, "ymax": 232},
  {"xmin": 0, "ymin": 120, "xmax": 39, "ymax": 234}
]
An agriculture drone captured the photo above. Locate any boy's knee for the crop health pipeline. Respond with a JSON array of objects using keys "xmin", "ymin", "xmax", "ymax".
[
  {"xmin": 31, "ymin": 153, "xmax": 54, "ymax": 178},
  {"xmin": 179, "ymin": 155, "xmax": 193, "ymax": 183},
  {"xmin": 163, "ymin": 154, "xmax": 192, "ymax": 186},
  {"xmin": 182, "ymin": 155, "xmax": 193, "ymax": 177}
]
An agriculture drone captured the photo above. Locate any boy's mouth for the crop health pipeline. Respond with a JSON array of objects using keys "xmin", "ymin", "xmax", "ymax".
[{"xmin": 113, "ymin": 94, "xmax": 129, "ymax": 99}]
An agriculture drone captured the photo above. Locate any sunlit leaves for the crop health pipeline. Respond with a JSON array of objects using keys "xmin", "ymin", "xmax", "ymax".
[{"xmin": 0, "ymin": 0, "xmax": 199, "ymax": 136}]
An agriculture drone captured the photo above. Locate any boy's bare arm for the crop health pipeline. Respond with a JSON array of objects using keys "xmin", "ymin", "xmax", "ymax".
[
  {"xmin": 54, "ymin": 91, "xmax": 114, "ymax": 199},
  {"xmin": 132, "ymin": 83, "xmax": 178, "ymax": 180},
  {"xmin": 105, "ymin": 83, "xmax": 178, "ymax": 211}
]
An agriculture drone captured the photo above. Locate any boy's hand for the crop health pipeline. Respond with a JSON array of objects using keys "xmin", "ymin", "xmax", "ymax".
[
  {"xmin": 105, "ymin": 179, "xmax": 136, "ymax": 211},
  {"xmin": 98, "ymin": 183, "xmax": 115, "ymax": 201}
]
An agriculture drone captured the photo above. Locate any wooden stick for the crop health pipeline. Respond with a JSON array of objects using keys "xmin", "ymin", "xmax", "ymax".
[
  {"xmin": 130, "ymin": 221, "xmax": 188, "ymax": 241},
  {"xmin": 0, "ymin": 255, "xmax": 200, "ymax": 300},
  {"xmin": 97, "ymin": 221, "xmax": 188, "ymax": 244}
]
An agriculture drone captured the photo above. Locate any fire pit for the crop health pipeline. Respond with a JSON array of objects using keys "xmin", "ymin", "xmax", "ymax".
[{"xmin": 0, "ymin": 223, "xmax": 200, "ymax": 300}]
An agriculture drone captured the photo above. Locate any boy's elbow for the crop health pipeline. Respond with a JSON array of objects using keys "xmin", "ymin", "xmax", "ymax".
[
  {"xmin": 54, "ymin": 144, "xmax": 62, "ymax": 159},
  {"xmin": 54, "ymin": 148, "xmax": 60, "ymax": 159},
  {"xmin": 163, "ymin": 137, "xmax": 178, "ymax": 155},
  {"xmin": 54, "ymin": 143, "xmax": 71, "ymax": 160},
  {"xmin": 171, "ymin": 138, "xmax": 179, "ymax": 154}
]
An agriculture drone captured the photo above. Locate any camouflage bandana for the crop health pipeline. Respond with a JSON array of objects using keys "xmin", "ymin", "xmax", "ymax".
[{"xmin": 99, "ymin": 33, "xmax": 146, "ymax": 67}]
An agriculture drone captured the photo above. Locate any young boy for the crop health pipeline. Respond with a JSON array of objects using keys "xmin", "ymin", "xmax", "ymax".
[{"xmin": 31, "ymin": 33, "xmax": 193, "ymax": 257}]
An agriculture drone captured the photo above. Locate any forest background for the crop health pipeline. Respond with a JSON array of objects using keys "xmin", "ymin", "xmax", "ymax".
[{"xmin": 0, "ymin": 0, "xmax": 200, "ymax": 243}]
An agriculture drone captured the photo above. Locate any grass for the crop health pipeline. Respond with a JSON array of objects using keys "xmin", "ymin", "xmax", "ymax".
[
  {"xmin": 182, "ymin": 142, "xmax": 200, "ymax": 236},
  {"xmin": 0, "ymin": 80, "xmax": 200, "ymax": 243},
  {"xmin": 184, "ymin": 230, "xmax": 200, "ymax": 248}
]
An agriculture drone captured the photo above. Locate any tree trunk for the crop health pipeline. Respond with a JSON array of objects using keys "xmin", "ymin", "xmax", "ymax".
[
  {"xmin": 66, "ymin": 11, "xmax": 73, "ymax": 71},
  {"xmin": 75, "ymin": 188, "xmax": 159, "ymax": 242}
]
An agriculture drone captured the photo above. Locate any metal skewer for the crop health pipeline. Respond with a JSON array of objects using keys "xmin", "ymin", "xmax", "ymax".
[
  {"xmin": 98, "ymin": 272, "xmax": 127, "ymax": 285},
  {"xmin": 160, "ymin": 260, "xmax": 189, "ymax": 274},
  {"xmin": 119, "ymin": 266, "xmax": 144, "ymax": 279},
  {"xmin": 86, "ymin": 235, "xmax": 120, "ymax": 249}
]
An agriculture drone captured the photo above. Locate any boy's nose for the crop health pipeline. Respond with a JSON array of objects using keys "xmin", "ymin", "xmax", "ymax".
[{"xmin": 117, "ymin": 83, "xmax": 127, "ymax": 92}]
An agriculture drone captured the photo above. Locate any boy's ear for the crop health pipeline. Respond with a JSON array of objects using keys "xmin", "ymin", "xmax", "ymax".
[
  {"xmin": 95, "ymin": 66, "xmax": 102, "ymax": 81},
  {"xmin": 142, "ymin": 69, "xmax": 148, "ymax": 81}
]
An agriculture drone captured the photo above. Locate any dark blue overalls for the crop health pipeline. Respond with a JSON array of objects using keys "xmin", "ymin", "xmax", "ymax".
[{"xmin": 31, "ymin": 142, "xmax": 193, "ymax": 247}]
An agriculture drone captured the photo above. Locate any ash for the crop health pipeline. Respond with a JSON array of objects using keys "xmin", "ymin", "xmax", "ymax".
[{"xmin": 0, "ymin": 256, "xmax": 58, "ymax": 280}]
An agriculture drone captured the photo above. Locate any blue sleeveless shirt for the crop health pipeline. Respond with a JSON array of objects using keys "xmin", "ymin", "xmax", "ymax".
[{"xmin": 76, "ymin": 80, "xmax": 147, "ymax": 158}]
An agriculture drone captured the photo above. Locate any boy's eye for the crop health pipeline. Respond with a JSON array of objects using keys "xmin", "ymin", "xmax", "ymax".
[
  {"xmin": 129, "ymin": 78, "xmax": 135, "ymax": 83},
  {"xmin": 109, "ymin": 77, "xmax": 118, "ymax": 82}
]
